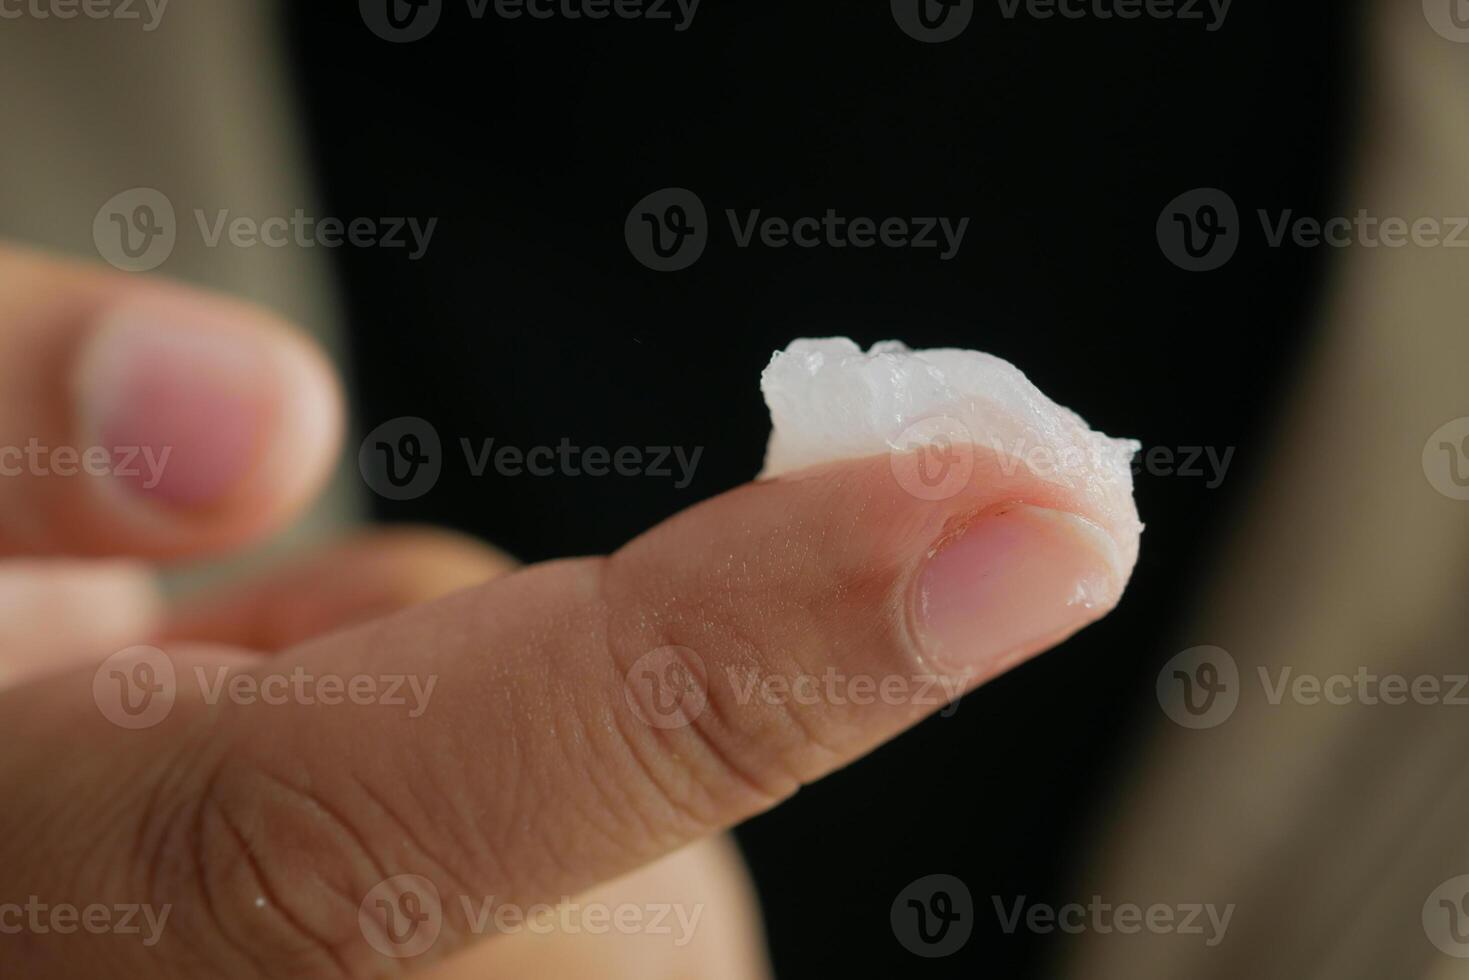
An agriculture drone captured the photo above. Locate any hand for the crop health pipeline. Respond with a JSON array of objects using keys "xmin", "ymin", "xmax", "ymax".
[{"xmin": 0, "ymin": 245, "xmax": 1134, "ymax": 978}]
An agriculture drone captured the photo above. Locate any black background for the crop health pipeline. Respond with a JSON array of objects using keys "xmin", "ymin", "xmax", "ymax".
[{"xmin": 286, "ymin": 1, "xmax": 1359, "ymax": 974}]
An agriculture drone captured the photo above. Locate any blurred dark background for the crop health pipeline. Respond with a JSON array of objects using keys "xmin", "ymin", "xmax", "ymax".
[{"xmin": 284, "ymin": 2, "xmax": 1360, "ymax": 974}]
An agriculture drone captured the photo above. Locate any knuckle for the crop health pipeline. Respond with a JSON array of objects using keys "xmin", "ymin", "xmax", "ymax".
[
  {"xmin": 148, "ymin": 751, "xmax": 392, "ymax": 980},
  {"xmin": 603, "ymin": 560, "xmax": 887, "ymax": 836}
]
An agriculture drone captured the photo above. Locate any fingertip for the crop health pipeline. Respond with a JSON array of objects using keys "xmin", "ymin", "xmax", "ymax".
[
  {"xmin": 913, "ymin": 503, "xmax": 1129, "ymax": 678},
  {"xmin": 67, "ymin": 287, "xmax": 344, "ymax": 557}
]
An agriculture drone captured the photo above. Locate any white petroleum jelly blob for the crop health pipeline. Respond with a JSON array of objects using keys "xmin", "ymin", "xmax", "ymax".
[{"xmin": 759, "ymin": 337, "xmax": 1143, "ymax": 561}]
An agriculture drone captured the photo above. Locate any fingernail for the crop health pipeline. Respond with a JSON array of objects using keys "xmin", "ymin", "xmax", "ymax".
[
  {"xmin": 75, "ymin": 302, "xmax": 278, "ymax": 508},
  {"xmin": 914, "ymin": 503, "xmax": 1124, "ymax": 675}
]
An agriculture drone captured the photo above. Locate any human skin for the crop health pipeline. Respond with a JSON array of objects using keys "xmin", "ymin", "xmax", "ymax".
[{"xmin": 0, "ymin": 245, "xmax": 1138, "ymax": 978}]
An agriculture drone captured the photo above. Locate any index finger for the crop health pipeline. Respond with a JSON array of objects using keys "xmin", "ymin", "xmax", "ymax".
[{"xmin": 108, "ymin": 446, "xmax": 1138, "ymax": 976}]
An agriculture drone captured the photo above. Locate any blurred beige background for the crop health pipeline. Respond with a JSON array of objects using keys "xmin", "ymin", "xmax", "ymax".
[{"xmin": 1060, "ymin": 3, "xmax": 1469, "ymax": 977}]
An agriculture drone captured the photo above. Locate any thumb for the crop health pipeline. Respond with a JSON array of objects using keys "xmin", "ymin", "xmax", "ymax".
[{"xmin": 4, "ymin": 448, "xmax": 1139, "ymax": 978}]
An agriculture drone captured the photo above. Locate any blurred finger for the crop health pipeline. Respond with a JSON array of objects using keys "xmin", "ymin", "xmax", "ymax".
[
  {"xmin": 162, "ymin": 528, "xmax": 518, "ymax": 651},
  {"xmin": 432, "ymin": 837, "xmax": 769, "ymax": 980},
  {"xmin": 0, "ymin": 244, "xmax": 342, "ymax": 560},
  {"xmin": 0, "ymin": 559, "xmax": 161, "ymax": 687}
]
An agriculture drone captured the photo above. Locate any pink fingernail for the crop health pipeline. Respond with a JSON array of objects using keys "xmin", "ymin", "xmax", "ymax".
[
  {"xmin": 76, "ymin": 304, "xmax": 275, "ymax": 508},
  {"xmin": 914, "ymin": 504, "xmax": 1124, "ymax": 675}
]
